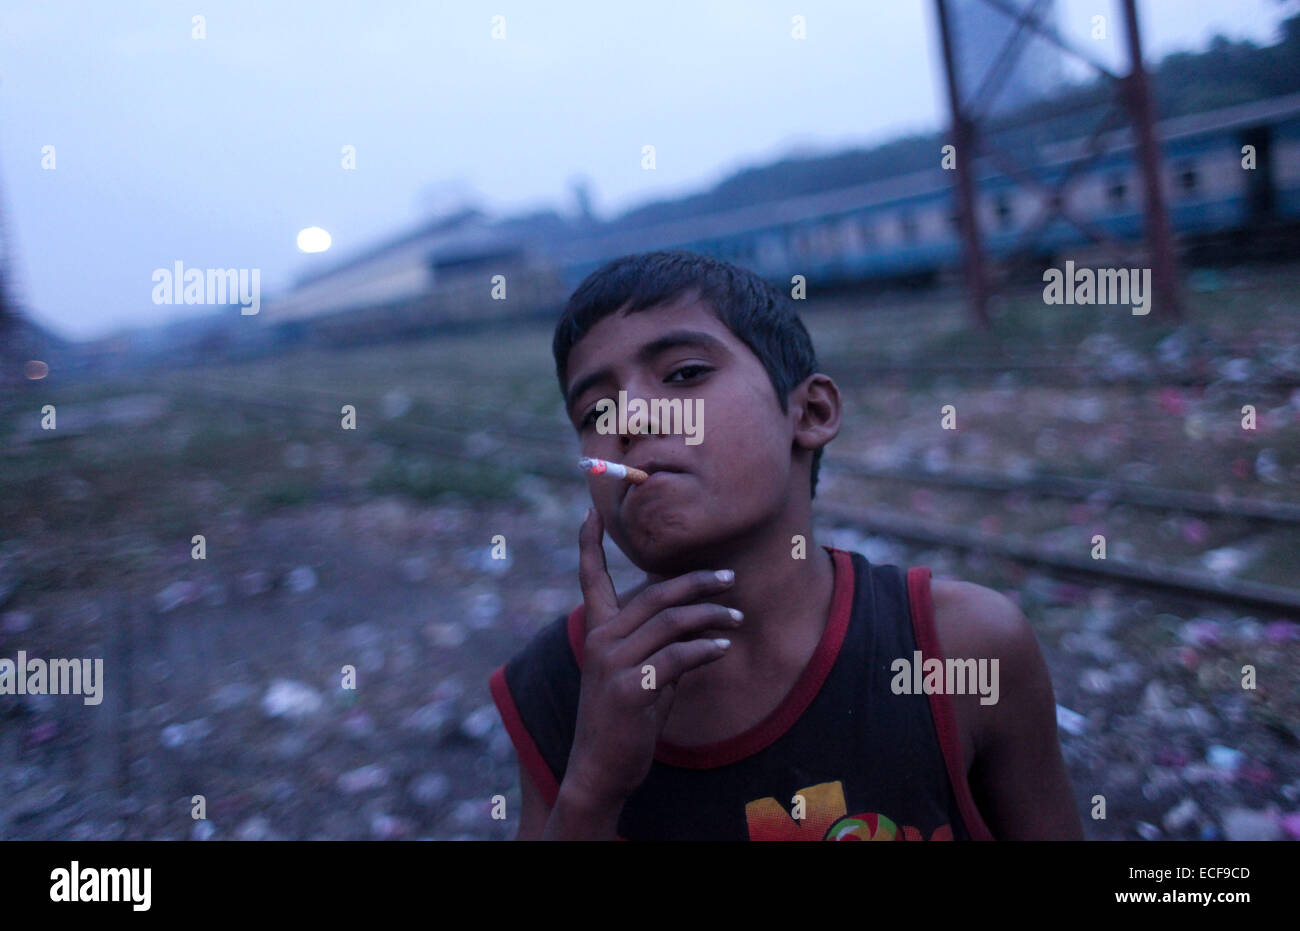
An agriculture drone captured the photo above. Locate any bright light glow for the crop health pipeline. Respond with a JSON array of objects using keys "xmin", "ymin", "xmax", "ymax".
[{"xmin": 296, "ymin": 227, "xmax": 332, "ymax": 253}]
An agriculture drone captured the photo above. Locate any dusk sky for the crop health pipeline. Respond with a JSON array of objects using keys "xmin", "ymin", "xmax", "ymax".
[{"xmin": 2, "ymin": 0, "xmax": 1292, "ymax": 339}]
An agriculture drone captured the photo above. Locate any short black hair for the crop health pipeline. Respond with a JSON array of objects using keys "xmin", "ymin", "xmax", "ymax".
[{"xmin": 552, "ymin": 249, "xmax": 824, "ymax": 498}]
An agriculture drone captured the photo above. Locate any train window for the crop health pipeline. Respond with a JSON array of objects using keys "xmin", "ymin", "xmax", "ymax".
[
  {"xmin": 994, "ymin": 193, "xmax": 1013, "ymax": 229},
  {"xmin": 1177, "ymin": 161, "xmax": 1199, "ymax": 195},
  {"xmin": 899, "ymin": 212, "xmax": 918, "ymax": 243},
  {"xmin": 1107, "ymin": 174, "xmax": 1127, "ymax": 208}
]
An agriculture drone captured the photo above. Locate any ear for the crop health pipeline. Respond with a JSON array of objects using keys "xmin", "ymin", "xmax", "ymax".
[{"xmin": 790, "ymin": 373, "xmax": 841, "ymax": 453}]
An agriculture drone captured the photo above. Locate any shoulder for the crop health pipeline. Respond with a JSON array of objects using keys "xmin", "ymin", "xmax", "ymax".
[
  {"xmin": 927, "ymin": 578, "xmax": 1050, "ymax": 756},
  {"xmin": 497, "ymin": 612, "xmax": 579, "ymax": 688},
  {"xmin": 490, "ymin": 612, "xmax": 585, "ymax": 807},
  {"xmin": 928, "ymin": 578, "xmax": 1037, "ymax": 664}
]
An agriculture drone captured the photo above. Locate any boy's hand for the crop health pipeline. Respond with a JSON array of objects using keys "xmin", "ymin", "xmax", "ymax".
[{"xmin": 562, "ymin": 507, "xmax": 740, "ymax": 809}]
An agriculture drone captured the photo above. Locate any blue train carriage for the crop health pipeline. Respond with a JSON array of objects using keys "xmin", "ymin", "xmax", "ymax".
[{"xmin": 552, "ymin": 93, "xmax": 1300, "ymax": 293}]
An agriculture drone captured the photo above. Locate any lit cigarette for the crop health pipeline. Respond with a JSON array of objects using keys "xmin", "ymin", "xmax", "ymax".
[{"xmin": 578, "ymin": 457, "xmax": 649, "ymax": 484}]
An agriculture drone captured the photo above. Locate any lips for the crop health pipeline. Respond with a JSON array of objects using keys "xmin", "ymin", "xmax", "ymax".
[
  {"xmin": 633, "ymin": 460, "xmax": 688, "ymax": 477},
  {"xmin": 621, "ymin": 460, "xmax": 688, "ymax": 500}
]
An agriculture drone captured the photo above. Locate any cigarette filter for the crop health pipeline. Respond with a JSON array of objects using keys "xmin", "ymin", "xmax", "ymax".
[{"xmin": 578, "ymin": 457, "xmax": 649, "ymax": 484}]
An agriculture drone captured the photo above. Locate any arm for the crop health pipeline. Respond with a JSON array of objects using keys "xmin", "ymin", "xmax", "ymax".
[
  {"xmin": 932, "ymin": 580, "xmax": 1084, "ymax": 840},
  {"xmin": 514, "ymin": 761, "xmax": 550, "ymax": 841},
  {"xmin": 513, "ymin": 758, "xmax": 626, "ymax": 841}
]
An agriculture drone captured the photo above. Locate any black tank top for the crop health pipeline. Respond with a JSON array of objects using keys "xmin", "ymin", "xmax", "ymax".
[{"xmin": 489, "ymin": 547, "xmax": 995, "ymax": 840}]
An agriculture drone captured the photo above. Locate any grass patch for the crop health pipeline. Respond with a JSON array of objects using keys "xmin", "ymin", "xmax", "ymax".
[{"xmin": 368, "ymin": 456, "xmax": 517, "ymax": 503}]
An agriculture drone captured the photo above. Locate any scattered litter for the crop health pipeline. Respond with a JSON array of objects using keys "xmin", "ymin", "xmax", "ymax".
[
  {"xmin": 261, "ymin": 680, "xmax": 323, "ymax": 720},
  {"xmin": 399, "ymin": 556, "xmax": 429, "ymax": 583},
  {"xmin": 155, "ymin": 581, "xmax": 200, "ymax": 613},
  {"xmin": 24, "ymin": 721, "xmax": 59, "ymax": 747},
  {"xmin": 1056, "ymin": 705, "xmax": 1087, "ymax": 736},
  {"xmin": 1079, "ymin": 669, "xmax": 1113, "ymax": 695},
  {"xmin": 286, "ymin": 566, "xmax": 317, "ymax": 594},
  {"xmin": 370, "ymin": 814, "xmax": 411, "ymax": 840},
  {"xmin": 1220, "ymin": 807, "xmax": 1283, "ymax": 842},
  {"xmin": 1201, "ymin": 546, "xmax": 1250, "ymax": 576},
  {"xmin": 404, "ymin": 700, "xmax": 456, "ymax": 737},
  {"xmin": 337, "ymin": 764, "xmax": 390, "ymax": 795},
  {"xmin": 210, "ymin": 682, "xmax": 255, "ymax": 712},
  {"xmin": 460, "ymin": 705, "xmax": 498, "ymax": 742},
  {"xmin": 410, "ymin": 772, "xmax": 451, "ymax": 807},
  {"xmin": 160, "ymin": 718, "xmax": 212, "ymax": 748},
  {"xmin": 236, "ymin": 570, "xmax": 272, "ymax": 597},
  {"xmin": 234, "ymin": 816, "xmax": 272, "ymax": 841},
  {"xmin": 381, "ymin": 389, "xmax": 412, "ymax": 420},
  {"xmin": 1162, "ymin": 798, "xmax": 1200, "ymax": 833},
  {"xmin": 426, "ymin": 622, "xmax": 467, "ymax": 649},
  {"xmin": 1206, "ymin": 745, "xmax": 1243, "ymax": 772},
  {"xmin": 1179, "ymin": 620, "xmax": 1222, "ymax": 647},
  {"xmin": 340, "ymin": 710, "xmax": 376, "ymax": 740},
  {"xmin": 191, "ymin": 820, "xmax": 216, "ymax": 841},
  {"xmin": 2, "ymin": 610, "xmax": 34, "ymax": 634}
]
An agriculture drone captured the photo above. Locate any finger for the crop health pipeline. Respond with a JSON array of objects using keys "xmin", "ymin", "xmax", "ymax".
[
  {"xmin": 641, "ymin": 637, "xmax": 732, "ymax": 689},
  {"xmin": 617, "ymin": 602, "xmax": 742, "ymax": 665},
  {"xmin": 578, "ymin": 507, "xmax": 620, "ymax": 629},
  {"xmin": 608, "ymin": 568, "xmax": 735, "ymax": 638}
]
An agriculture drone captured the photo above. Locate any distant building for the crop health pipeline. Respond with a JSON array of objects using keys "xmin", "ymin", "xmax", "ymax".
[{"xmin": 263, "ymin": 207, "xmax": 579, "ymax": 335}]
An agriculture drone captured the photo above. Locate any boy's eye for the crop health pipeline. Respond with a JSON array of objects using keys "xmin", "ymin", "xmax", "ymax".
[
  {"xmin": 579, "ymin": 408, "xmax": 598, "ymax": 429},
  {"xmin": 666, "ymin": 364, "xmax": 710, "ymax": 383}
]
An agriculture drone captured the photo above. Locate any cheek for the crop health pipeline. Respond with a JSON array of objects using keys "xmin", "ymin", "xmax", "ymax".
[{"xmin": 695, "ymin": 399, "xmax": 792, "ymax": 497}]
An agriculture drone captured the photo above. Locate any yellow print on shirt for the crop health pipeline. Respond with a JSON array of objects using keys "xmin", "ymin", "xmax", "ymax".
[{"xmin": 744, "ymin": 780, "xmax": 953, "ymax": 841}]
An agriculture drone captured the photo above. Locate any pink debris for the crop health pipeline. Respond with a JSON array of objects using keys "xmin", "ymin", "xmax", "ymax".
[
  {"xmin": 1155, "ymin": 748, "xmax": 1189, "ymax": 767},
  {"xmin": 1157, "ymin": 387, "xmax": 1186, "ymax": 416},
  {"xmin": 1238, "ymin": 763, "xmax": 1274, "ymax": 787},
  {"xmin": 1265, "ymin": 621, "xmax": 1296, "ymax": 643},
  {"xmin": 910, "ymin": 489, "xmax": 935, "ymax": 515},
  {"xmin": 978, "ymin": 515, "xmax": 1002, "ymax": 535},
  {"xmin": 25, "ymin": 721, "xmax": 58, "ymax": 746},
  {"xmin": 1181, "ymin": 519, "xmax": 1209, "ymax": 545}
]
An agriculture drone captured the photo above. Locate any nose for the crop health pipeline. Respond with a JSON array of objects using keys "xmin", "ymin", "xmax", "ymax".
[{"xmin": 615, "ymin": 378, "xmax": 658, "ymax": 450}]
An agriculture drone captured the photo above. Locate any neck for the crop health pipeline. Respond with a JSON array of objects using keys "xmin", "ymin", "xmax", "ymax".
[{"xmin": 643, "ymin": 514, "xmax": 837, "ymax": 667}]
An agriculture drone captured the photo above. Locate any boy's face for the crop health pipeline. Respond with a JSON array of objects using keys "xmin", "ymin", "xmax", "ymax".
[{"xmin": 563, "ymin": 292, "xmax": 812, "ymax": 576}]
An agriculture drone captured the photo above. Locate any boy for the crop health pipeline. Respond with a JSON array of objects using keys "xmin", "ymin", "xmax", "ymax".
[{"xmin": 489, "ymin": 251, "xmax": 1083, "ymax": 840}]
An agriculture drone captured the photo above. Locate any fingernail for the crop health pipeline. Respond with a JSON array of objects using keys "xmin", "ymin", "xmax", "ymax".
[
  {"xmin": 715, "ymin": 570, "xmax": 734, "ymax": 583},
  {"xmin": 714, "ymin": 638, "xmax": 731, "ymax": 649},
  {"xmin": 728, "ymin": 608, "xmax": 743, "ymax": 621}
]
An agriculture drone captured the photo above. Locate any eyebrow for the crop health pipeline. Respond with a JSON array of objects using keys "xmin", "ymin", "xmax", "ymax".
[{"xmin": 565, "ymin": 329, "xmax": 730, "ymax": 417}]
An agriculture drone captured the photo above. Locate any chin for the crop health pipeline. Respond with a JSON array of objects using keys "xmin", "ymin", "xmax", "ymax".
[{"xmin": 613, "ymin": 510, "xmax": 746, "ymax": 576}]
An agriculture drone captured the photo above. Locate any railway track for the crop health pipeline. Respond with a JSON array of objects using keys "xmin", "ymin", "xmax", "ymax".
[{"xmin": 151, "ymin": 375, "xmax": 1300, "ymax": 615}]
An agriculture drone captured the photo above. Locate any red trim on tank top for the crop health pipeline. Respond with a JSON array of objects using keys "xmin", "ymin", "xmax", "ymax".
[
  {"xmin": 906, "ymin": 566, "xmax": 997, "ymax": 841},
  {"xmin": 566, "ymin": 546, "xmax": 854, "ymax": 770},
  {"xmin": 490, "ymin": 665, "xmax": 561, "ymax": 808}
]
